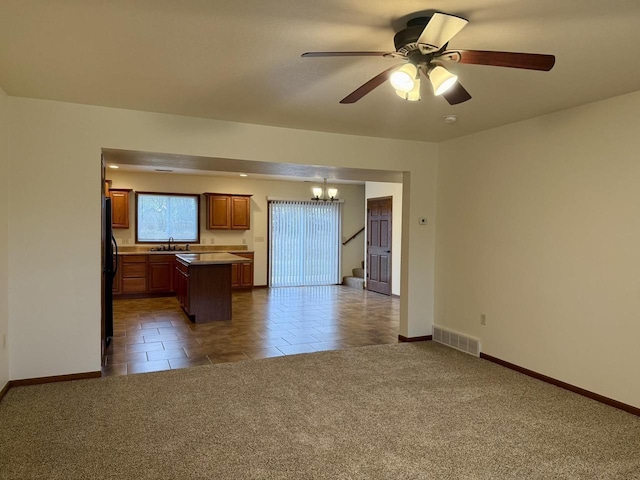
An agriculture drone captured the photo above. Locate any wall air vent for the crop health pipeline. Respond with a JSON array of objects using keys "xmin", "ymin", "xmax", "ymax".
[
  {"xmin": 154, "ymin": 169, "xmax": 173, "ymax": 172},
  {"xmin": 433, "ymin": 325, "xmax": 480, "ymax": 357}
]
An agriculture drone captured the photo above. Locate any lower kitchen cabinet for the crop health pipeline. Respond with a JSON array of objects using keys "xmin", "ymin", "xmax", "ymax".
[
  {"xmin": 121, "ymin": 255, "xmax": 147, "ymax": 294},
  {"xmin": 148, "ymin": 255, "xmax": 175, "ymax": 292},
  {"xmin": 231, "ymin": 252, "xmax": 254, "ymax": 288},
  {"xmin": 115, "ymin": 254, "xmax": 175, "ymax": 298},
  {"xmin": 175, "ymin": 259, "xmax": 190, "ymax": 312}
]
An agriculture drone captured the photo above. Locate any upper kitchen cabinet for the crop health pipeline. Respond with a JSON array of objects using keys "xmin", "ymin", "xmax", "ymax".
[
  {"xmin": 108, "ymin": 188, "xmax": 132, "ymax": 229},
  {"xmin": 204, "ymin": 193, "xmax": 252, "ymax": 230},
  {"xmin": 230, "ymin": 195, "xmax": 251, "ymax": 230}
]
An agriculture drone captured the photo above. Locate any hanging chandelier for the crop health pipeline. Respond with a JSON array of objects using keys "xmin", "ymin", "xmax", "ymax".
[{"xmin": 311, "ymin": 178, "xmax": 338, "ymax": 202}]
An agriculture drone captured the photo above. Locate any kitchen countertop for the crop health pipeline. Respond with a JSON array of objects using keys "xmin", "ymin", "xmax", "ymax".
[
  {"xmin": 116, "ymin": 244, "xmax": 251, "ymax": 255},
  {"xmin": 118, "ymin": 250, "xmax": 252, "ymax": 255},
  {"xmin": 176, "ymin": 252, "xmax": 253, "ymax": 265}
]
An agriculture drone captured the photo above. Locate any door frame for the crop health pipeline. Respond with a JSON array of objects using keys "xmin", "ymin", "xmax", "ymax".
[
  {"xmin": 366, "ymin": 196, "xmax": 392, "ymax": 295},
  {"xmin": 100, "ymin": 154, "xmax": 107, "ymax": 365}
]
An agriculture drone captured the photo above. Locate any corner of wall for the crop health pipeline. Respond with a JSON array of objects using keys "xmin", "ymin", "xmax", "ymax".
[{"xmin": 0, "ymin": 86, "xmax": 10, "ymax": 388}]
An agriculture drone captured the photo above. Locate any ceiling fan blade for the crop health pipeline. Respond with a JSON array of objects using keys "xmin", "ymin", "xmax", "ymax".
[
  {"xmin": 302, "ymin": 51, "xmax": 394, "ymax": 58},
  {"xmin": 447, "ymin": 50, "xmax": 555, "ymax": 71},
  {"xmin": 417, "ymin": 13, "xmax": 468, "ymax": 52},
  {"xmin": 442, "ymin": 82, "xmax": 472, "ymax": 105},
  {"xmin": 340, "ymin": 64, "xmax": 403, "ymax": 104}
]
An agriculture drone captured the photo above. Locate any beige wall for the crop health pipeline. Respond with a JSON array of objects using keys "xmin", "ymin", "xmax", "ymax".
[
  {"xmin": 7, "ymin": 97, "xmax": 438, "ymax": 380},
  {"xmin": 109, "ymin": 171, "xmax": 365, "ymax": 284},
  {"xmin": 0, "ymin": 86, "xmax": 8, "ymax": 389},
  {"xmin": 7, "ymin": 88, "xmax": 638, "ymax": 408},
  {"xmin": 364, "ymin": 182, "xmax": 403, "ymax": 296},
  {"xmin": 436, "ymin": 90, "xmax": 640, "ymax": 408}
]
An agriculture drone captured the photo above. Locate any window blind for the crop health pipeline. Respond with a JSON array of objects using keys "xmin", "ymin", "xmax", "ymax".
[{"xmin": 269, "ymin": 200, "xmax": 341, "ymax": 287}]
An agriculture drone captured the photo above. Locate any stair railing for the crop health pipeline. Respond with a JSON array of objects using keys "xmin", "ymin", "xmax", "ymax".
[{"xmin": 342, "ymin": 227, "xmax": 365, "ymax": 246}]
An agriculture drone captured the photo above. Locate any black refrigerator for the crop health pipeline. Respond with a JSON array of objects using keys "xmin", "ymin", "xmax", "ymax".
[{"xmin": 103, "ymin": 197, "xmax": 118, "ymax": 347}]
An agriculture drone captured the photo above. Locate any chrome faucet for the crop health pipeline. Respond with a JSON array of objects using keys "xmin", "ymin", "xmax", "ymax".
[{"xmin": 168, "ymin": 237, "xmax": 174, "ymax": 251}]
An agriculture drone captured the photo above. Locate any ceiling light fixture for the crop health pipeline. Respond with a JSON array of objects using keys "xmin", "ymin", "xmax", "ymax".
[
  {"xmin": 428, "ymin": 65, "xmax": 458, "ymax": 96},
  {"xmin": 311, "ymin": 178, "xmax": 338, "ymax": 202},
  {"xmin": 109, "ymin": 165, "xmax": 119, "ymax": 169},
  {"xmin": 395, "ymin": 76, "xmax": 421, "ymax": 101},
  {"xmin": 239, "ymin": 173, "xmax": 248, "ymax": 177},
  {"xmin": 390, "ymin": 63, "xmax": 418, "ymax": 93}
]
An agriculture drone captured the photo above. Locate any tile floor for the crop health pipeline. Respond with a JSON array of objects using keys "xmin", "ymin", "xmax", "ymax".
[{"xmin": 102, "ymin": 286, "xmax": 400, "ymax": 376}]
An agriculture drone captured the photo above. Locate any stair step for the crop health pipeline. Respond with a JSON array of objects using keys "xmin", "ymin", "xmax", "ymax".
[
  {"xmin": 352, "ymin": 267, "xmax": 365, "ymax": 279},
  {"xmin": 342, "ymin": 276, "xmax": 365, "ymax": 289}
]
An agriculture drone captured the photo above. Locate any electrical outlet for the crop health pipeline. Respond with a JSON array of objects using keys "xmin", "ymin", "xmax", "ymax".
[
  {"xmin": 122, "ymin": 238, "xmax": 129, "ymax": 245},
  {"xmin": 255, "ymin": 236, "xmax": 265, "ymax": 243},
  {"xmin": 210, "ymin": 238, "xmax": 215, "ymax": 244},
  {"xmin": 242, "ymin": 238, "xmax": 247, "ymax": 245},
  {"xmin": 480, "ymin": 314, "xmax": 487, "ymax": 326}
]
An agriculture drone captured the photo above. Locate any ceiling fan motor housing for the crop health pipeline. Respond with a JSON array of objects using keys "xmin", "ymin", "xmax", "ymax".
[{"xmin": 393, "ymin": 17, "xmax": 432, "ymax": 52}]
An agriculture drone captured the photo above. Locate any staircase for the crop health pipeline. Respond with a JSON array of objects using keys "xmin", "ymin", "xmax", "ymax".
[{"xmin": 342, "ymin": 261, "xmax": 365, "ymax": 289}]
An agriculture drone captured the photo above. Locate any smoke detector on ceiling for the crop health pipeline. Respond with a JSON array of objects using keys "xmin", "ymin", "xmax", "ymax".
[{"xmin": 444, "ymin": 115, "xmax": 458, "ymax": 124}]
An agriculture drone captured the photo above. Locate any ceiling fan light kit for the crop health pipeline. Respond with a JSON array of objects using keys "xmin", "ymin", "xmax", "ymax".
[
  {"xmin": 301, "ymin": 12, "xmax": 555, "ymax": 105},
  {"xmin": 428, "ymin": 65, "xmax": 458, "ymax": 96},
  {"xmin": 390, "ymin": 63, "xmax": 418, "ymax": 93},
  {"xmin": 396, "ymin": 79, "xmax": 421, "ymax": 101}
]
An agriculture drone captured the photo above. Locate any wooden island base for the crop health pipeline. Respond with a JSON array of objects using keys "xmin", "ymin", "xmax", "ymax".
[{"xmin": 175, "ymin": 253, "xmax": 252, "ymax": 323}]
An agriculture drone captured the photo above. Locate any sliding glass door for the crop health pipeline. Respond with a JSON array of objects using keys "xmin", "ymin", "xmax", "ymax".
[{"xmin": 269, "ymin": 200, "xmax": 341, "ymax": 287}]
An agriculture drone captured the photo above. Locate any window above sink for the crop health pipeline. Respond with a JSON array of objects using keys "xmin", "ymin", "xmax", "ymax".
[{"xmin": 135, "ymin": 192, "xmax": 200, "ymax": 244}]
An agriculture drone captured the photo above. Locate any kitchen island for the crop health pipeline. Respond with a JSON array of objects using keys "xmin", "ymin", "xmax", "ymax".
[{"xmin": 175, "ymin": 253, "xmax": 252, "ymax": 323}]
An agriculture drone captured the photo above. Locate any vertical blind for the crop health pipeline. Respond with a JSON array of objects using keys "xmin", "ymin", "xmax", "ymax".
[{"xmin": 269, "ymin": 200, "xmax": 342, "ymax": 287}]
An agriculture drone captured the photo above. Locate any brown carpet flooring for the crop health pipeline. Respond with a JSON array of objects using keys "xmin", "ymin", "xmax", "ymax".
[{"xmin": 1, "ymin": 342, "xmax": 639, "ymax": 479}]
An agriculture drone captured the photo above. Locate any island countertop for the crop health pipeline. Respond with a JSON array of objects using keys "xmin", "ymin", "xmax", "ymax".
[{"xmin": 176, "ymin": 252, "xmax": 253, "ymax": 266}]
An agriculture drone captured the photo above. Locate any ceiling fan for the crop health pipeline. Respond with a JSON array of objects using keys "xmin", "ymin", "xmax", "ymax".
[{"xmin": 301, "ymin": 13, "xmax": 555, "ymax": 105}]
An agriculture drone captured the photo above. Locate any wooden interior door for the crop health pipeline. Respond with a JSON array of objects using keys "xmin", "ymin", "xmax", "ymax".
[{"xmin": 366, "ymin": 197, "xmax": 392, "ymax": 295}]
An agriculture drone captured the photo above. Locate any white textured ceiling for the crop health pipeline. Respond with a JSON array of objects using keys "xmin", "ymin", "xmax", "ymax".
[{"xmin": 1, "ymin": 0, "xmax": 640, "ymax": 142}]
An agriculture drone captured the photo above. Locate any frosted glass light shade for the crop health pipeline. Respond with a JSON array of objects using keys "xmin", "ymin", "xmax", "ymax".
[
  {"xmin": 429, "ymin": 65, "xmax": 458, "ymax": 96},
  {"xmin": 312, "ymin": 187, "xmax": 323, "ymax": 198},
  {"xmin": 327, "ymin": 188, "xmax": 338, "ymax": 199},
  {"xmin": 395, "ymin": 77, "xmax": 421, "ymax": 101},
  {"xmin": 390, "ymin": 64, "xmax": 417, "ymax": 93}
]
